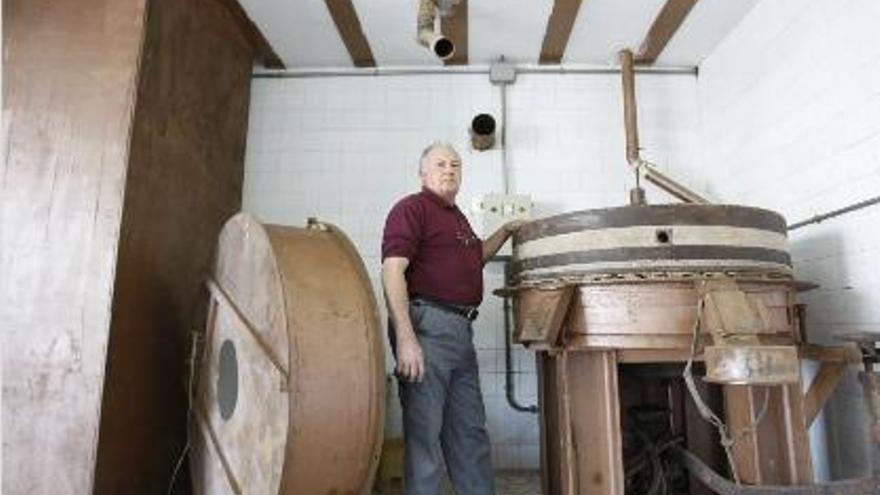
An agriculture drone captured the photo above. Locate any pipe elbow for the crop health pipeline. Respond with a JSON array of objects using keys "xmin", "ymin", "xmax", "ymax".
[
  {"xmin": 627, "ymin": 156, "xmax": 643, "ymax": 169},
  {"xmin": 417, "ymin": 30, "xmax": 454, "ymax": 60},
  {"xmin": 416, "ymin": 0, "xmax": 454, "ymax": 60}
]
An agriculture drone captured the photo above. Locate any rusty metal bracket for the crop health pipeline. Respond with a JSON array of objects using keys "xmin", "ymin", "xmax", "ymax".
[{"xmin": 675, "ymin": 446, "xmax": 880, "ymax": 494}]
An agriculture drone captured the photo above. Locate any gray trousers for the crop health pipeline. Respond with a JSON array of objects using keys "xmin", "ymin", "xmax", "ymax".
[{"xmin": 389, "ymin": 301, "xmax": 495, "ymax": 495}]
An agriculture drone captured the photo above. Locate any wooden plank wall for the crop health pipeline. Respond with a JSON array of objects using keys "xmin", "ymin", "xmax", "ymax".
[
  {"xmin": 0, "ymin": 0, "xmax": 145, "ymax": 495},
  {"xmin": 92, "ymin": 0, "xmax": 253, "ymax": 491},
  {"xmin": 2, "ymin": 0, "xmax": 257, "ymax": 492},
  {"xmin": 0, "ymin": 0, "xmax": 148, "ymax": 493}
]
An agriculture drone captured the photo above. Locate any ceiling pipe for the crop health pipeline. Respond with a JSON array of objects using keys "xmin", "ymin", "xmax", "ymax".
[
  {"xmin": 619, "ymin": 49, "xmax": 709, "ymax": 205},
  {"xmin": 417, "ymin": 0, "xmax": 455, "ymax": 60},
  {"xmin": 253, "ymin": 63, "xmax": 696, "ymax": 78}
]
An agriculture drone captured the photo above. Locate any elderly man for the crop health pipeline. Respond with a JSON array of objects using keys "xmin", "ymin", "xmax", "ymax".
[{"xmin": 381, "ymin": 142, "xmax": 522, "ymax": 495}]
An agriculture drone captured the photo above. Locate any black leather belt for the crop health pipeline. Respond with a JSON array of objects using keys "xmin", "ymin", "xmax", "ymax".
[{"xmin": 412, "ymin": 297, "xmax": 479, "ymax": 321}]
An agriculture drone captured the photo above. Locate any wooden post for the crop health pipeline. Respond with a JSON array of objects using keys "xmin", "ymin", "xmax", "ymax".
[{"xmin": 723, "ymin": 383, "xmax": 813, "ymax": 485}]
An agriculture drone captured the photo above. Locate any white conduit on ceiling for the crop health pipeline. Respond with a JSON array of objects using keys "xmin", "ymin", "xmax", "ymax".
[{"xmin": 253, "ymin": 64, "xmax": 697, "ymax": 78}]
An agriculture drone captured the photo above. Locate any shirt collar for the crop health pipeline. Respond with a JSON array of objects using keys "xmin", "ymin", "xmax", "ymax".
[{"xmin": 420, "ymin": 187, "xmax": 456, "ymax": 210}]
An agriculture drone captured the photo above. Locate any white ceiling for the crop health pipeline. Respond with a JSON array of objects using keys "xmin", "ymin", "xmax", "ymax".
[{"xmin": 238, "ymin": 0, "xmax": 760, "ymax": 69}]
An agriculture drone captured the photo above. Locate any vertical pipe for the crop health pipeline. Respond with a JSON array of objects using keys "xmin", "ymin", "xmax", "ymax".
[
  {"xmin": 500, "ymin": 82, "xmax": 510, "ymax": 194},
  {"xmin": 620, "ymin": 49, "xmax": 640, "ymax": 166},
  {"xmin": 503, "ymin": 263, "xmax": 538, "ymax": 414}
]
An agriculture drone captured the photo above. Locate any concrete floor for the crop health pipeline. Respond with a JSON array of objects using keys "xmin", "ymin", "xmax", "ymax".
[{"xmin": 374, "ymin": 470, "xmax": 541, "ymax": 495}]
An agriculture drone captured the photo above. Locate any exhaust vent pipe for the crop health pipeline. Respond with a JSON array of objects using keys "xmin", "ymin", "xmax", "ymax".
[
  {"xmin": 418, "ymin": 0, "xmax": 456, "ymax": 60},
  {"xmin": 470, "ymin": 113, "xmax": 496, "ymax": 151}
]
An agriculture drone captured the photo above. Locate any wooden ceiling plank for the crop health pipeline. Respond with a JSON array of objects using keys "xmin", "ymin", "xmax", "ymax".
[
  {"xmin": 214, "ymin": 0, "xmax": 285, "ymax": 69},
  {"xmin": 325, "ymin": 0, "xmax": 376, "ymax": 68},
  {"xmin": 441, "ymin": 0, "xmax": 468, "ymax": 66},
  {"xmin": 539, "ymin": 0, "xmax": 583, "ymax": 65},
  {"xmin": 636, "ymin": 0, "xmax": 699, "ymax": 64}
]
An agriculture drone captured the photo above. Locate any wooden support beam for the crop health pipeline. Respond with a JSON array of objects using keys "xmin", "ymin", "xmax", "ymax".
[
  {"xmin": 568, "ymin": 351, "xmax": 624, "ymax": 495},
  {"xmin": 636, "ymin": 0, "xmax": 698, "ymax": 64},
  {"xmin": 803, "ymin": 362, "xmax": 846, "ymax": 427},
  {"xmin": 724, "ymin": 384, "xmax": 813, "ymax": 485},
  {"xmin": 723, "ymin": 385, "xmax": 762, "ymax": 484},
  {"xmin": 539, "ymin": 0, "xmax": 583, "ymax": 65},
  {"xmin": 799, "ymin": 343, "xmax": 863, "ymax": 364},
  {"xmin": 512, "ymin": 286, "xmax": 574, "ymax": 345},
  {"xmin": 325, "ymin": 0, "xmax": 376, "ymax": 68},
  {"xmin": 441, "ymin": 0, "xmax": 468, "ymax": 66},
  {"xmin": 215, "ymin": 0, "xmax": 284, "ymax": 68}
]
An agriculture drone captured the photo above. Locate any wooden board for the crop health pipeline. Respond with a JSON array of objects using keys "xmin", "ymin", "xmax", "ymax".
[
  {"xmin": 538, "ymin": 354, "xmax": 563, "ymax": 495},
  {"xmin": 538, "ymin": 351, "xmax": 623, "ymax": 495},
  {"xmin": 723, "ymin": 384, "xmax": 813, "ymax": 485},
  {"xmin": 513, "ymin": 286, "xmax": 574, "ymax": 344},
  {"xmin": 441, "ymin": 0, "xmax": 468, "ymax": 65},
  {"xmin": 561, "ymin": 282, "xmax": 796, "ymax": 351},
  {"xmin": 1, "ymin": 0, "xmax": 147, "ymax": 492},
  {"xmin": 325, "ymin": 0, "xmax": 376, "ymax": 67},
  {"xmin": 636, "ymin": 0, "xmax": 699, "ymax": 64},
  {"xmin": 92, "ymin": 0, "xmax": 255, "ymax": 490},
  {"xmin": 539, "ymin": 0, "xmax": 583, "ymax": 64}
]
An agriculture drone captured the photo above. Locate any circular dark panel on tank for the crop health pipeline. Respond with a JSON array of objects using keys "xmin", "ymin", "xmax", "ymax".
[{"xmin": 217, "ymin": 339, "xmax": 238, "ymax": 421}]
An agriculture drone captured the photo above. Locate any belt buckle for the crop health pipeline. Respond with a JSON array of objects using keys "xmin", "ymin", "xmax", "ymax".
[{"xmin": 464, "ymin": 307, "xmax": 479, "ymax": 321}]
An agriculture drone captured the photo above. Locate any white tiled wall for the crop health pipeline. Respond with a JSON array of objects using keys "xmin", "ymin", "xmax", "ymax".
[
  {"xmin": 697, "ymin": 0, "xmax": 880, "ymax": 481},
  {"xmin": 243, "ymin": 71, "xmax": 701, "ymax": 469}
]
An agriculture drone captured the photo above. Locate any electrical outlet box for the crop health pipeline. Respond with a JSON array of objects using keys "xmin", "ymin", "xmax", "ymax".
[
  {"xmin": 489, "ymin": 60, "xmax": 516, "ymax": 85},
  {"xmin": 471, "ymin": 193, "xmax": 533, "ymax": 257}
]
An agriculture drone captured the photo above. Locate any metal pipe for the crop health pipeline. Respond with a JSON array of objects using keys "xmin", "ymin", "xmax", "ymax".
[
  {"xmin": 619, "ymin": 48, "xmax": 709, "ymax": 204},
  {"xmin": 417, "ymin": 0, "xmax": 454, "ymax": 60},
  {"xmin": 502, "ymin": 262, "xmax": 538, "ymax": 414},
  {"xmin": 787, "ymin": 195, "xmax": 880, "ymax": 231},
  {"xmin": 620, "ymin": 49, "xmax": 640, "ymax": 166},
  {"xmin": 500, "ymin": 82, "xmax": 510, "ymax": 194},
  {"xmin": 253, "ymin": 64, "xmax": 697, "ymax": 79},
  {"xmin": 639, "ymin": 160, "xmax": 709, "ymax": 204}
]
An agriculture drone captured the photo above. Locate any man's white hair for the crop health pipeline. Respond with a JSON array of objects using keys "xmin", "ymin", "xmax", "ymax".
[{"xmin": 419, "ymin": 141, "xmax": 460, "ymax": 171}]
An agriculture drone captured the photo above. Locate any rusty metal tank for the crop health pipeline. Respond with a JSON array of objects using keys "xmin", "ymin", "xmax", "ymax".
[{"xmin": 191, "ymin": 213, "xmax": 385, "ymax": 495}]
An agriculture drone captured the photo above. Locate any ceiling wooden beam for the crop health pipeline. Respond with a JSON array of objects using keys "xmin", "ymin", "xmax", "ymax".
[
  {"xmin": 441, "ymin": 0, "xmax": 468, "ymax": 66},
  {"xmin": 538, "ymin": 0, "xmax": 583, "ymax": 65},
  {"xmin": 325, "ymin": 0, "xmax": 376, "ymax": 68},
  {"xmin": 214, "ymin": 0, "xmax": 284, "ymax": 68},
  {"xmin": 636, "ymin": 0, "xmax": 699, "ymax": 64}
]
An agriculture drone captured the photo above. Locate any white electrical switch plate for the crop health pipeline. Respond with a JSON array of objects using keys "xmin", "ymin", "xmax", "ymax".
[{"xmin": 471, "ymin": 193, "xmax": 533, "ymax": 257}]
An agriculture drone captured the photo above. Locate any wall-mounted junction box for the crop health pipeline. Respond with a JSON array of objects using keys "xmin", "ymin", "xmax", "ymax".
[{"xmin": 471, "ymin": 193, "xmax": 533, "ymax": 256}]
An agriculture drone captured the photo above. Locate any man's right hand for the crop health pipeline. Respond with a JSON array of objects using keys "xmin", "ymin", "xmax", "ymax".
[{"xmin": 396, "ymin": 333, "xmax": 425, "ymax": 382}]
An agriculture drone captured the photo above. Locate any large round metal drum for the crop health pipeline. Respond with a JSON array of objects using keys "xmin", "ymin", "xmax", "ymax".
[
  {"xmin": 191, "ymin": 213, "xmax": 385, "ymax": 495},
  {"xmin": 512, "ymin": 204, "xmax": 791, "ymax": 284}
]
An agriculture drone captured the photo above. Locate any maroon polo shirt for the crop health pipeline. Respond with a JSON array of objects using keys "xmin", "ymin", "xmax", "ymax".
[{"xmin": 382, "ymin": 187, "xmax": 484, "ymax": 306}]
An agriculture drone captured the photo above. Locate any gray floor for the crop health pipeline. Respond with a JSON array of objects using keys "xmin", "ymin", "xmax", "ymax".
[{"xmin": 374, "ymin": 470, "xmax": 541, "ymax": 495}]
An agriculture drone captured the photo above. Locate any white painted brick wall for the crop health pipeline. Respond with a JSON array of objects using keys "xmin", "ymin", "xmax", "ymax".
[
  {"xmin": 243, "ymin": 71, "xmax": 700, "ymax": 469},
  {"xmin": 697, "ymin": 0, "xmax": 880, "ymax": 480}
]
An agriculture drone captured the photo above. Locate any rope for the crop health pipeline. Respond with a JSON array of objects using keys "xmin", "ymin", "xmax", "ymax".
[{"xmin": 682, "ymin": 294, "xmax": 773, "ymax": 486}]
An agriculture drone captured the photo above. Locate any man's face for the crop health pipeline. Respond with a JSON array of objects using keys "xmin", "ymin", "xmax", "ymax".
[{"xmin": 419, "ymin": 147, "xmax": 462, "ymax": 201}]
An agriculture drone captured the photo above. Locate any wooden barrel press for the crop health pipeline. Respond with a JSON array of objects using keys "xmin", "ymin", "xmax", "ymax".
[
  {"xmin": 507, "ymin": 204, "xmax": 814, "ymax": 494},
  {"xmin": 191, "ymin": 213, "xmax": 385, "ymax": 494}
]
